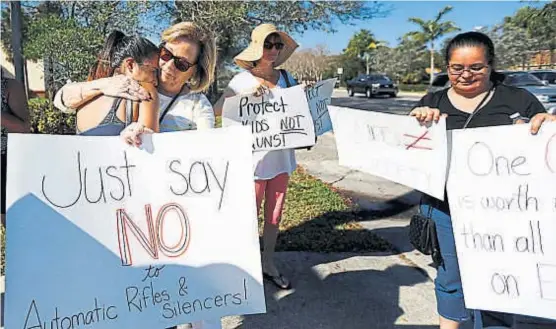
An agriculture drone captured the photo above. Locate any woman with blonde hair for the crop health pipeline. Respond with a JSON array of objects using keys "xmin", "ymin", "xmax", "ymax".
[
  {"xmin": 55, "ymin": 22, "xmax": 217, "ymax": 138},
  {"xmin": 53, "ymin": 22, "xmax": 221, "ymax": 329},
  {"xmin": 214, "ymin": 23, "xmax": 299, "ymax": 290}
]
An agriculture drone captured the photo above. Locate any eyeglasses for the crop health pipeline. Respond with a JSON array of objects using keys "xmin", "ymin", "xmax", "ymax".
[
  {"xmin": 263, "ymin": 41, "xmax": 285, "ymax": 50},
  {"xmin": 159, "ymin": 44, "xmax": 196, "ymax": 72},
  {"xmin": 447, "ymin": 64, "xmax": 488, "ymax": 75}
]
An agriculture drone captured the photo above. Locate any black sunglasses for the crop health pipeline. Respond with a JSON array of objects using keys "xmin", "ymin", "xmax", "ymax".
[
  {"xmin": 263, "ymin": 41, "xmax": 285, "ymax": 50},
  {"xmin": 159, "ymin": 44, "xmax": 196, "ymax": 72}
]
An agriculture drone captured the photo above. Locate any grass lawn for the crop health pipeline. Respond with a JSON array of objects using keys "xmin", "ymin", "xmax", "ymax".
[{"xmin": 274, "ymin": 167, "xmax": 390, "ymax": 252}]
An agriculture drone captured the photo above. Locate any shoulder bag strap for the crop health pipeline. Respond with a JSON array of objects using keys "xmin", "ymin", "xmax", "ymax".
[
  {"xmin": 159, "ymin": 83, "xmax": 186, "ymax": 124},
  {"xmin": 462, "ymin": 85, "xmax": 494, "ymax": 129},
  {"xmin": 280, "ymin": 69, "xmax": 292, "ymax": 88}
]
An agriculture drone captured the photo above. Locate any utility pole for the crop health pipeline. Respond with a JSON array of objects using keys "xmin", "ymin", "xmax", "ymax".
[{"xmin": 10, "ymin": 1, "xmax": 25, "ymax": 84}]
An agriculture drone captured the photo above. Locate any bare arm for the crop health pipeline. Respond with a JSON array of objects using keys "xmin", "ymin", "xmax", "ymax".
[
  {"xmin": 136, "ymin": 83, "xmax": 160, "ymax": 133},
  {"xmin": 2, "ymin": 79, "xmax": 30, "ymax": 133},
  {"xmin": 53, "ymin": 75, "xmax": 151, "ymax": 113},
  {"xmin": 213, "ymin": 87, "xmax": 236, "ymax": 117}
]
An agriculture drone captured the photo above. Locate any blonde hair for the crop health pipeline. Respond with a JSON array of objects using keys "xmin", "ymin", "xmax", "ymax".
[{"xmin": 161, "ymin": 22, "xmax": 217, "ymax": 92}]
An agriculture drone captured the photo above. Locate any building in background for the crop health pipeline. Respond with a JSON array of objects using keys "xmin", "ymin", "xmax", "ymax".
[{"xmin": 1, "ymin": 45, "xmax": 46, "ymax": 98}]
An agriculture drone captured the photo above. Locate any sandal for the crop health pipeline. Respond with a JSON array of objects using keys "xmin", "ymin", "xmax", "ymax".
[{"xmin": 263, "ymin": 272, "xmax": 292, "ymax": 290}]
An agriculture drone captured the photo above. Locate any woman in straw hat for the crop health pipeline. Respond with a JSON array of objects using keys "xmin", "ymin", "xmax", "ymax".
[{"xmin": 214, "ymin": 23, "xmax": 300, "ymax": 290}]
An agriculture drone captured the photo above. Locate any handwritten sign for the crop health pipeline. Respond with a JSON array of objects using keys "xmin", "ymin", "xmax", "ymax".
[
  {"xmin": 306, "ymin": 78, "xmax": 336, "ymax": 136},
  {"xmin": 329, "ymin": 106, "xmax": 448, "ymax": 200},
  {"xmin": 447, "ymin": 123, "xmax": 556, "ymax": 320},
  {"xmin": 4, "ymin": 127, "xmax": 266, "ymax": 329},
  {"xmin": 222, "ymin": 85, "xmax": 316, "ymax": 151}
]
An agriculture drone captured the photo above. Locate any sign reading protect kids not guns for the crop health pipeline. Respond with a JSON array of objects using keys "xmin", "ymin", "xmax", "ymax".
[
  {"xmin": 448, "ymin": 123, "xmax": 556, "ymax": 320},
  {"xmin": 222, "ymin": 85, "xmax": 316, "ymax": 151},
  {"xmin": 4, "ymin": 127, "xmax": 266, "ymax": 329}
]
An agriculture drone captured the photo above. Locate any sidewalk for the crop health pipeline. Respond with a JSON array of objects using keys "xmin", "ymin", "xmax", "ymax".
[{"xmin": 221, "ymin": 132, "xmax": 444, "ymax": 328}]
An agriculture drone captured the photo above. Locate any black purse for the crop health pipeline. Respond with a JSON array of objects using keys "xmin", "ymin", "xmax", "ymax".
[
  {"xmin": 409, "ymin": 202, "xmax": 443, "ymax": 268},
  {"xmin": 408, "ymin": 85, "xmax": 494, "ymax": 269}
]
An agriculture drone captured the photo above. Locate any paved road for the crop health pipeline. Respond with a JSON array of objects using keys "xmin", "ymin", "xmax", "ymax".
[{"xmin": 331, "ymin": 89, "xmax": 422, "ymax": 115}]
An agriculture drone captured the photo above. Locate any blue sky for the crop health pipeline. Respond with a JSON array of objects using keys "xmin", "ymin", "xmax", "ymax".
[{"xmin": 294, "ymin": 1, "xmax": 547, "ymax": 54}]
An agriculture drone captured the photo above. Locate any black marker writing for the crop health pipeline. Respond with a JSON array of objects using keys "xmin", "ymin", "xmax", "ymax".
[
  {"xmin": 239, "ymin": 96, "xmax": 288, "ymax": 117},
  {"xmin": 41, "ymin": 151, "xmax": 136, "ymax": 209}
]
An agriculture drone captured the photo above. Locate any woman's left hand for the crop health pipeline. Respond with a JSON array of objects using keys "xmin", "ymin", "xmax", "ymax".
[
  {"xmin": 302, "ymin": 81, "xmax": 316, "ymax": 91},
  {"xmin": 528, "ymin": 113, "xmax": 556, "ymax": 135}
]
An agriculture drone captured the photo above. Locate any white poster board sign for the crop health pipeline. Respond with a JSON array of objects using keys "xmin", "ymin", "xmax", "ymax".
[
  {"xmin": 222, "ymin": 85, "xmax": 316, "ymax": 151},
  {"xmin": 5, "ymin": 127, "xmax": 266, "ymax": 329},
  {"xmin": 329, "ymin": 106, "xmax": 448, "ymax": 200},
  {"xmin": 306, "ymin": 78, "xmax": 336, "ymax": 136},
  {"xmin": 447, "ymin": 123, "xmax": 556, "ymax": 320}
]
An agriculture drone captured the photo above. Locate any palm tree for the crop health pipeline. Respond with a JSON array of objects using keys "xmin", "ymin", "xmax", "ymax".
[
  {"xmin": 344, "ymin": 29, "xmax": 380, "ymax": 74},
  {"xmin": 407, "ymin": 6, "xmax": 460, "ymax": 85}
]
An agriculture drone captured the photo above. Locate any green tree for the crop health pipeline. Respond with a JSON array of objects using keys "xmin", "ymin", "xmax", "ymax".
[
  {"xmin": 168, "ymin": 1, "xmax": 390, "ymax": 95},
  {"xmin": 406, "ymin": 5, "xmax": 460, "ymax": 85},
  {"xmin": 489, "ymin": 23, "xmax": 538, "ymax": 70},
  {"xmin": 503, "ymin": 2, "xmax": 555, "ymax": 68},
  {"xmin": 344, "ymin": 29, "xmax": 380, "ymax": 74},
  {"xmin": 1, "ymin": 1, "xmax": 157, "ymax": 98}
]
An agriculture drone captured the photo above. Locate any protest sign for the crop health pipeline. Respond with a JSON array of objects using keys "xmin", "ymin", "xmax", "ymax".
[
  {"xmin": 222, "ymin": 85, "xmax": 316, "ymax": 151},
  {"xmin": 306, "ymin": 78, "xmax": 336, "ymax": 136},
  {"xmin": 5, "ymin": 127, "xmax": 266, "ymax": 329},
  {"xmin": 329, "ymin": 106, "xmax": 448, "ymax": 199},
  {"xmin": 447, "ymin": 123, "xmax": 556, "ymax": 320}
]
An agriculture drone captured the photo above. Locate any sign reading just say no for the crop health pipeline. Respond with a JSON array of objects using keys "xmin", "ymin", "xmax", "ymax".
[
  {"xmin": 5, "ymin": 128, "xmax": 266, "ymax": 329},
  {"xmin": 222, "ymin": 85, "xmax": 316, "ymax": 151},
  {"xmin": 448, "ymin": 123, "xmax": 556, "ymax": 320}
]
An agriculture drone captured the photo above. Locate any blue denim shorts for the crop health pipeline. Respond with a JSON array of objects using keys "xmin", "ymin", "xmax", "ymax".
[{"xmin": 421, "ymin": 204, "xmax": 472, "ymax": 323}]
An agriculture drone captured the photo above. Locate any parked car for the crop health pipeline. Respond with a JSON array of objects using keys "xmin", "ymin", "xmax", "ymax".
[
  {"xmin": 427, "ymin": 71, "xmax": 556, "ymax": 114},
  {"xmin": 428, "ymin": 73, "xmax": 449, "ymax": 93},
  {"xmin": 528, "ymin": 69, "xmax": 556, "ymax": 86},
  {"xmin": 501, "ymin": 71, "xmax": 556, "ymax": 114},
  {"xmin": 347, "ymin": 74, "xmax": 398, "ymax": 98}
]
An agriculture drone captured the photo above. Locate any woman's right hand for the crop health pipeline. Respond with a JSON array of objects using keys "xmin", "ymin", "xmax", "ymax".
[
  {"xmin": 97, "ymin": 75, "xmax": 152, "ymax": 101},
  {"xmin": 409, "ymin": 106, "xmax": 445, "ymax": 123},
  {"xmin": 120, "ymin": 122, "xmax": 154, "ymax": 147},
  {"xmin": 253, "ymin": 84, "xmax": 270, "ymax": 97}
]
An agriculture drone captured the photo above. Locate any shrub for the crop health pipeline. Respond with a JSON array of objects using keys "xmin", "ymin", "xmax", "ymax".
[{"xmin": 28, "ymin": 98, "xmax": 76, "ymax": 135}]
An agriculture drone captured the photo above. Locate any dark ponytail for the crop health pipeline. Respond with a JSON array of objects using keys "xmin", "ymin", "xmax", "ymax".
[
  {"xmin": 87, "ymin": 30, "xmax": 158, "ymax": 81},
  {"xmin": 445, "ymin": 31, "xmax": 505, "ymax": 84},
  {"xmin": 88, "ymin": 30, "xmax": 125, "ymax": 81}
]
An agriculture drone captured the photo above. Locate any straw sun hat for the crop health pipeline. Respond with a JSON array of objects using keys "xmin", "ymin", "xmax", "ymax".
[{"xmin": 234, "ymin": 24, "xmax": 299, "ymax": 70}]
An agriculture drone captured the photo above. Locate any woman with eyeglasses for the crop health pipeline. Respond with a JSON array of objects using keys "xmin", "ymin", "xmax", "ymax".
[
  {"xmin": 410, "ymin": 32, "xmax": 556, "ymax": 329},
  {"xmin": 70, "ymin": 30, "xmax": 160, "ymax": 136},
  {"xmin": 213, "ymin": 24, "xmax": 299, "ymax": 290},
  {"xmin": 54, "ymin": 22, "xmax": 216, "ymax": 140},
  {"xmin": 53, "ymin": 22, "xmax": 220, "ymax": 329}
]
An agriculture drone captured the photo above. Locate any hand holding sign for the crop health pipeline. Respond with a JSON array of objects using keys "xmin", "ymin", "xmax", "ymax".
[
  {"xmin": 448, "ymin": 123, "xmax": 556, "ymax": 320},
  {"xmin": 330, "ymin": 106, "xmax": 448, "ymax": 200}
]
